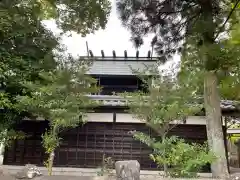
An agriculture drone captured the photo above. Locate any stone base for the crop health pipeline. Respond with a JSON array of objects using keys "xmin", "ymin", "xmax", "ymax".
[
  {"xmin": 0, "ymin": 155, "xmax": 3, "ymax": 165},
  {"xmin": 115, "ymin": 160, "xmax": 140, "ymax": 180}
]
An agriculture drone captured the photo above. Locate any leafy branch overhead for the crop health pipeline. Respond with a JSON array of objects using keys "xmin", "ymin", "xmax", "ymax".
[
  {"xmin": 1, "ymin": 0, "xmax": 111, "ymax": 35},
  {"xmin": 41, "ymin": 0, "xmax": 111, "ymax": 34},
  {"xmin": 117, "ymin": 0, "xmax": 240, "ymax": 58}
]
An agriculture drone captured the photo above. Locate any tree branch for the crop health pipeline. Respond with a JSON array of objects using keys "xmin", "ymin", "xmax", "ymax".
[{"xmin": 214, "ymin": 0, "xmax": 240, "ymax": 41}]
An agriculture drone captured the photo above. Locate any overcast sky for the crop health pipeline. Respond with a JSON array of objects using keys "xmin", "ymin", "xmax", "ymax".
[{"xmin": 43, "ymin": 0, "xmax": 180, "ymax": 70}]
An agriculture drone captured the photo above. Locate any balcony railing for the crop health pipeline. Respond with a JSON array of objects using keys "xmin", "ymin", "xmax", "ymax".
[
  {"xmin": 86, "ymin": 94, "xmax": 238, "ymax": 111},
  {"xmin": 92, "ymin": 86, "xmax": 140, "ymax": 95},
  {"xmin": 86, "ymin": 95, "xmax": 128, "ymax": 106}
]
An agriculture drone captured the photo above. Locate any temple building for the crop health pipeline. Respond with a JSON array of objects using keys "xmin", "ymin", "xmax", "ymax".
[{"xmin": 2, "ymin": 50, "xmax": 236, "ymax": 171}]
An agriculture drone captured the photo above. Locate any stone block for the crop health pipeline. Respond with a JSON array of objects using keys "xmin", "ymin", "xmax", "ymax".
[
  {"xmin": 115, "ymin": 160, "xmax": 140, "ymax": 180},
  {"xmin": 0, "ymin": 166, "xmax": 15, "ymax": 180},
  {"xmin": 14, "ymin": 164, "xmax": 42, "ymax": 179},
  {"xmin": 227, "ymin": 173, "xmax": 240, "ymax": 180}
]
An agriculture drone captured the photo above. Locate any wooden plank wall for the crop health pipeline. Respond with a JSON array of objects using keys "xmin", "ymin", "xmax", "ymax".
[{"xmin": 3, "ymin": 121, "xmax": 208, "ymax": 170}]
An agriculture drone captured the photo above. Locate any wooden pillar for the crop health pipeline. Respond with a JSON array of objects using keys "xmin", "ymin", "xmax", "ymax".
[
  {"xmin": 222, "ymin": 125, "xmax": 230, "ymax": 172},
  {"xmin": 235, "ymin": 140, "xmax": 240, "ymax": 168}
]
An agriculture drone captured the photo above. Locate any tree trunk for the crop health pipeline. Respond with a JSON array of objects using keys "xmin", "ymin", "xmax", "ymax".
[
  {"xmin": 204, "ymin": 71, "xmax": 229, "ymax": 178},
  {"xmin": 48, "ymin": 151, "xmax": 55, "ymax": 176}
]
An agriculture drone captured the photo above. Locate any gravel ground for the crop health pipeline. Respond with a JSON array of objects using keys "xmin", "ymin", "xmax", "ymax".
[
  {"xmin": 0, "ymin": 173, "xmax": 224, "ymax": 180},
  {"xmin": 0, "ymin": 174, "xmax": 96, "ymax": 180},
  {"xmin": 2, "ymin": 166, "xmax": 240, "ymax": 180}
]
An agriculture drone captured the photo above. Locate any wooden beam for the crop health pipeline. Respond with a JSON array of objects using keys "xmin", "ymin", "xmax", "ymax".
[
  {"xmin": 112, "ymin": 50, "xmax": 116, "ymax": 58},
  {"xmin": 89, "ymin": 50, "xmax": 93, "ymax": 57},
  {"xmin": 136, "ymin": 50, "xmax": 139, "ymax": 58},
  {"xmin": 101, "ymin": 50, "xmax": 105, "ymax": 57},
  {"xmin": 124, "ymin": 50, "xmax": 127, "ymax": 58}
]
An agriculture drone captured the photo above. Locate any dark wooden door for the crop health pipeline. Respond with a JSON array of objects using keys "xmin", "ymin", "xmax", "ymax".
[{"xmin": 54, "ymin": 122, "xmax": 156, "ymax": 169}]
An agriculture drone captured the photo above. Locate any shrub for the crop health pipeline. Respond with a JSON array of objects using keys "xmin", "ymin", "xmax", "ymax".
[{"xmin": 134, "ymin": 132, "xmax": 216, "ymax": 178}]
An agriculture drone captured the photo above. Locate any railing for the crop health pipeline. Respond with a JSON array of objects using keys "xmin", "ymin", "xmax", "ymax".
[
  {"xmin": 86, "ymin": 95, "xmax": 128, "ymax": 106},
  {"xmin": 86, "ymin": 94, "xmax": 238, "ymax": 110},
  {"xmin": 90, "ymin": 86, "xmax": 140, "ymax": 95}
]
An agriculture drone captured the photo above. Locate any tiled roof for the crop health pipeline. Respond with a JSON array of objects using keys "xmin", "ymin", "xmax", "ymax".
[
  {"xmin": 86, "ymin": 60, "xmax": 158, "ymax": 75},
  {"xmin": 79, "ymin": 50, "xmax": 161, "ymax": 75},
  {"xmin": 221, "ymin": 100, "xmax": 239, "ymax": 111}
]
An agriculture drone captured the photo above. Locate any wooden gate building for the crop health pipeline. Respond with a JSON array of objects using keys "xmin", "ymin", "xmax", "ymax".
[{"xmin": 4, "ymin": 51, "xmax": 231, "ymax": 171}]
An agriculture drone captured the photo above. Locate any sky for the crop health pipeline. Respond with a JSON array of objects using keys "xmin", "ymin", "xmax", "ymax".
[{"xmin": 43, "ymin": 0, "xmax": 180, "ymax": 70}]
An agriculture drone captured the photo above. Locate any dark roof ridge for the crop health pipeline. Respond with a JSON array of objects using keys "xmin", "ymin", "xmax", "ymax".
[{"xmin": 79, "ymin": 56, "xmax": 161, "ymax": 62}]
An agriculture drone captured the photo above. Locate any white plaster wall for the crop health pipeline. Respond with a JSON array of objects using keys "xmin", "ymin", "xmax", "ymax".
[
  {"xmin": 178, "ymin": 116, "xmax": 207, "ymax": 125},
  {"xmin": 21, "ymin": 113, "xmax": 227, "ymax": 126},
  {"xmin": 85, "ymin": 113, "xmax": 209, "ymax": 125},
  {"xmin": 116, "ymin": 114, "xmax": 208, "ymax": 125},
  {"xmin": 86, "ymin": 113, "xmax": 113, "ymax": 122},
  {"xmin": 85, "ymin": 113, "xmax": 209, "ymax": 124},
  {"xmin": 116, "ymin": 113, "xmax": 144, "ymax": 123}
]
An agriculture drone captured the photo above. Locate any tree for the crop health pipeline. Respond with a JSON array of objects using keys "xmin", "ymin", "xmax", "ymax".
[
  {"xmin": 15, "ymin": 58, "xmax": 99, "ymax": 175},
  {"xmin": 180, "ymin": 21, "xmax": 240, "ymax": 101},
  {"xmin": 0, "ymin": 0, "xmax": 59, "ymax": 147},
  {"xmin": 123, "ymin": 66, "xmax": 214, "ymax": 177},
  {"xmin": 1, "ymin": 0, "xmax": 111, "ymax": 35},
  {"xmin": 219, "ymin": 23, "xmax": 240, "ymax": 101},
  {"xmin": 0, "ymin": 0, "xmax": 111, "ymax": 147},
  {"xmin": 116, "ymin": 0, "xmax": 240, "ymax": 178}
]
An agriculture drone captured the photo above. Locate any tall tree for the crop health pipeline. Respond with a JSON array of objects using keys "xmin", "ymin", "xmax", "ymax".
[
  {"xmin": 0, "ymin": 0, "xmax": 111, "ymax": 146},
  {"xmin": 116, "ymin": 0, "xmax": 240, "ymax": 178},
  {"xmin": 0, "ymin": 0, "xmax": 59, "ymax": 145}
]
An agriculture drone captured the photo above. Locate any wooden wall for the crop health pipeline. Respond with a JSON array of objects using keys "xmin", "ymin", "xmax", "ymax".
[{"xmin": 3, "ymin": 120, "xmax": 209, "ymax": 171}]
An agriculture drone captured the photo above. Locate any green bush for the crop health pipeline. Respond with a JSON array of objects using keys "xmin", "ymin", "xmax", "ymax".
[{"xmin": 133, "ymin": 132, "xmax": 216, "ymax": 178}]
